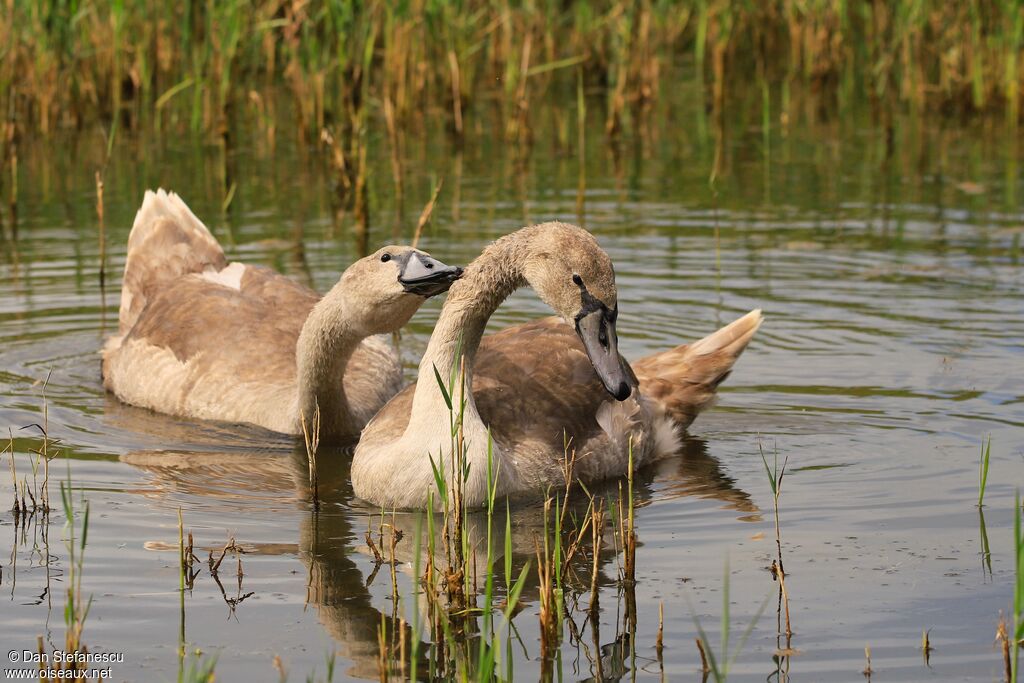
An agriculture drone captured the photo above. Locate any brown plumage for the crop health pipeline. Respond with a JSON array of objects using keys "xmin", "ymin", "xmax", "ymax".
[
  {"xmin": 103, "ymin": 189, "xmax": 457, "ymax": 442},
  {"xmin": 631, "ymin": 309, "xmax": 763, "ymax": 428},
  {"xmin": 352, "ymin": 222, "xmax": 763, "ymax": 509},
  {"xmin": 116, "ymin": 191, "xmax": 227, "ymax": 334}
]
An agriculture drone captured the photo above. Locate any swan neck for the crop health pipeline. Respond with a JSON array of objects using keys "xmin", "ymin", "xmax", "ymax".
[
  {"xmin": 295, "ymin": 284, "xmax": 362, "ymax": 439},
  {"xmin": 419, "ymin": 233, "xmax": 528, "ymax": 382}
]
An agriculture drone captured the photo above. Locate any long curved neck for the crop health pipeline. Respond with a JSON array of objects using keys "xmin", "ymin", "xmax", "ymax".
[
  {"xmin": 407, "ymin": 229, "xmax": 531, "ymax": 435},
  {"xmin": 295, "ymin": 284, "xmax": 363, "ymax": 441}
]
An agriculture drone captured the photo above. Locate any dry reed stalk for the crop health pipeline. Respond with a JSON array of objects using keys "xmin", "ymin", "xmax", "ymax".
[
  {"xmin": 272, "ymin": 654, "xmax": 287, "ymax": 683},
  {"xmin": 5, "ymin": 121, "xmax": 16, "ymax": 235},
  {"xmin": 507, "ymin": 32, "xmax": 533, "ymax": 144},
  {"xmin": 382, "ymin": 96, "xmax": 405, "ymax": 228},
  {"xmin": 319, "ymin": 128, "xmax": 351, "ymax": 192},
  {"xmin": 656, "ymin": 601, "xmax": 664, "ymax": 656},
  {"xmin": 695, "ymin": 637, "xmax": 710, "ymax": 674},
  {"xmin": 589, "ymin": 502, "xmax": 604, "ymax": 616},
  {"xmin": 618, "ymin": 455, "xmax": 637, "ymax": 588},
  {"xmin": 388, "ymin": 515, "xmax": 402, "ymax": 606},
  {"xmin": 447, "ymin": 50, "xmax": 463, "ymax": 136},
  {"xmin": 353, "ymin": 142, "xmax": 370, "ymax": 254},
  {"xmin": 95, "ymin": 171, "xmax": 105, "ymax": 289},
  {"xmin": 536, "ymin": 538, "xmax": 557, "ymax": 671},
  {"xmin": 997, "ymin": 617, "xmax": 1011, "ymax": 682},
  {"xmin": 411, "ymin": 178, "xmax": 444, "ymax": 249},
  {"xmin": 558, "ymin": 436, "xmax": 578, "ymax": 527},
  {"xmin": 563, "ymin": 496, "xmax": 594, "ymax": 567},
  {"xmin": 208, "ymin": 535, "xmax": 237, "ymax": 577},
  {"xmin": 366, "ymin": 516, "xmax": 385, "ymax": 565},
  {"xmin": 7, "ymin": 428, "xmax": 17, "ymax": 514},
  {"xmin": 771, "ymin": 560, "xmax": 792, "ymax": 637}
]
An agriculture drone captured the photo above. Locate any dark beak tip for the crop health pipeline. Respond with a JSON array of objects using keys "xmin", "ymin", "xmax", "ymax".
[{"xmin": 614, "ymin": 382, "xmax": 632, "ymax": 401}]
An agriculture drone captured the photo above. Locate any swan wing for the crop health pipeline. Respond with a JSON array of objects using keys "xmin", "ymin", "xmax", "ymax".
[{"xmin": 118, "ymin": 189, "xmax": 227, "ymax": 334}]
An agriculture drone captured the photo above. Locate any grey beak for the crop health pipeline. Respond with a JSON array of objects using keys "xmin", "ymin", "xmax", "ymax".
[
  {"xmin": 575, "ymin": 306, "xmax": 637, "ymax": 401},
  {"xmin": 399, "ymin": 252, "xmax": 463, "ymax": 297}
]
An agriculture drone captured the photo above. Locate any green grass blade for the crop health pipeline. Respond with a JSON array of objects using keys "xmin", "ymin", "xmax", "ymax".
[
  {"xmin": 432, "ymin": 364, "xmax": 453, "ymax": 411},
  {"xmin": 978, "ymin": 436, "xmax": 991, "ymax": 507}
]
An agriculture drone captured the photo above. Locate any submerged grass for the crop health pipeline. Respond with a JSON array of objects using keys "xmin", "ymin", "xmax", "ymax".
[{"xmin": 4, "ymin": 0, "xmax": 1024, "ymax": 144}]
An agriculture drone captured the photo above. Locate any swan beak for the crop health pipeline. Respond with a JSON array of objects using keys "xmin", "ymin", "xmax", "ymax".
[
  {"xmin": 399, "ymin": 253, "xmax": 463, "ymax": 297},
  {"xmin": 575, "ymin": 307, "xmax": 638, "ymax": 401}
]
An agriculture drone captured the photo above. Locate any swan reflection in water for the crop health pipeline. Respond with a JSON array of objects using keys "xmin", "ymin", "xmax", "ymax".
[{"xmin": 121, "ymin": 435, "xmax": 757, "ymax": 679}]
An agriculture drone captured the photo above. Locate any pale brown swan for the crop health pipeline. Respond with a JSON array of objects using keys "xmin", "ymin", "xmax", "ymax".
[
  {"xmin": 351, "ymin": 221, "xmax": 761, "ymax": 508},
  {"xmin": 102, "ymin": 189, "xmax": 461, "ymax": 442}
]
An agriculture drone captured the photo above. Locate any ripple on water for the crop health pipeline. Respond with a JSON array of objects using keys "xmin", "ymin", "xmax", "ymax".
[{"xmin": 1, "ymin": 114, "xmax": 1022, "ymax": 681}]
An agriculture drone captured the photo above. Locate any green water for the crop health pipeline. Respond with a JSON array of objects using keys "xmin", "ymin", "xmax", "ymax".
[{"xmin": 2, "ymin": 79, "xmax": 1023, "ymax": 680}]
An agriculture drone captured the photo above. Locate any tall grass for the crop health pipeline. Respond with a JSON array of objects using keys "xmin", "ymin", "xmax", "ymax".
[
  {"xmin": 4, "ymin": 0, "xmax": 1024, "ymax": 142},
  {"xmin": 57, "ymin": 469, "xmax": 92, "ymax": 668}
]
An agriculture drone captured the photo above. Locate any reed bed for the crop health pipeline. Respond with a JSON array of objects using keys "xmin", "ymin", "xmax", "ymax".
[{"xmin": 4, "ymin": 0, "xmax": 1024, "ymax": 145}]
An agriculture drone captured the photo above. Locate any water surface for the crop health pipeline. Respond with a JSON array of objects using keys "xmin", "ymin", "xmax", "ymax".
[{"xmin": 2, "ymin": 83, "xmax": 1023, "ymax": 680}]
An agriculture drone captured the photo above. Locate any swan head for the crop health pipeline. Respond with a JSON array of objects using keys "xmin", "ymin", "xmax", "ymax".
[
  {"xmin": 339, "ymin": 246, "xmax": 462, "ymax": 334},
  {"xmin": 522, "ymin": 222, "xmax": 638, "ymax": 402}
]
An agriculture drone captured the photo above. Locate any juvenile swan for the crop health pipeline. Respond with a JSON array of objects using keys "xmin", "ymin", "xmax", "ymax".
[
  {"xmin": 351, "ymin": 222, "xmax": 761, "ymax": 509},
  {"xmin": 102, "ymin": 189, "xmax": 461, "ymax": 442}
]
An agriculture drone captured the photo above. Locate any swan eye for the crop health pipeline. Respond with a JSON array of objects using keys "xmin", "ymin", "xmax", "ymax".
[
  {"xmin": 381, "ymin": 253, "xmax": 392, "ymax": 263},
  {"xmin": 572, "ymin": 274, "xmax": 583, "ymax": 286}
]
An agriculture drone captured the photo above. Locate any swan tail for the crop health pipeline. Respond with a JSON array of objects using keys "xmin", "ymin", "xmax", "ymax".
[
  {"xmin": 632, "ymin": 309, "xmax": 763, "ymax": 429},
  {"xmin": 118, "ymin": 189, "xmax": 226, "ymax": 334}
]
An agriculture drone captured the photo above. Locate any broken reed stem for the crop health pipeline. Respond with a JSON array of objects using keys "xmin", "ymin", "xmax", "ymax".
[
  {"xmin": 365, "ymin": 520, "xmax": 385, "ymax": 565},
  {"xmin": 411, "ymin": 177, "xmax": 444, "ymax": 249},
  {"xmin": 656, "ymin": 602, "xmax": 664, "ymax": 656},
  {"xmin": 208, "ymin": 536, "xmax": 236, "ymax": 576},
  {"xmin": 695, "ymin": 637, "xmax": 710, "ymax": 674},
  {"xmin": 771, "ymin": 560, "xmax": 793, "ymax": 638},
  {"xmin": 998, "ymin": 616, "xmax": 1012, "ymax": 683},
  {"xmin": 300, "ymin": 404, "xmax": 321, "ymax": 511}
]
